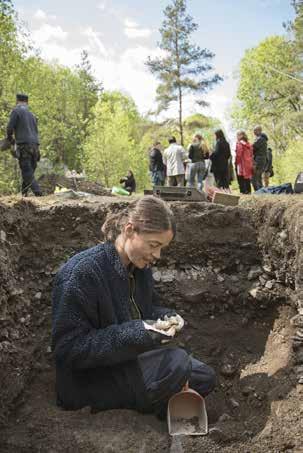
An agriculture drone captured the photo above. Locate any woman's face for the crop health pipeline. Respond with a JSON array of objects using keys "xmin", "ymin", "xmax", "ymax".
[{"xmin": 123, "ymin": 225, "xmax": 174, "ymax": 269}]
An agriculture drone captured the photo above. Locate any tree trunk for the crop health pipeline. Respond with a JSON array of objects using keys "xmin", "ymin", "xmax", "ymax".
[
  {"xmin": 174, "ymin": 23, "xmax": 183, "ymax": 146},
  {"xmin": 178, "ymin": 85, "xmax": 184, "ymax": 145}
]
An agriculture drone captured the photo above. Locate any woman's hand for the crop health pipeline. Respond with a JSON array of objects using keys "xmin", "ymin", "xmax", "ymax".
[{"xmin": 143, "ymin": 314, "xmax": 185, "ymax": 344}]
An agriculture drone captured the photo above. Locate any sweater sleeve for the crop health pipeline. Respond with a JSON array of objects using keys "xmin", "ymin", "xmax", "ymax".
[
  {"xmin": 6, "ymin": 110, "xmax": 18, "ymax": 140},
  {"xmin": 52, "ymin": 267, "xmax": 154, "ymax": 370}
]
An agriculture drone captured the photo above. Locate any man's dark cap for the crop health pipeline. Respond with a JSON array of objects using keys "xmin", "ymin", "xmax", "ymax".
[{"xmin": 16, "ymin": 93, "xmax": 29, "ymax": 102}]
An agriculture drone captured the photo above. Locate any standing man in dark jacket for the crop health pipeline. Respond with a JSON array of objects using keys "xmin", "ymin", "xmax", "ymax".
[
  {"xmin": 149, "ymin": 141, "xmax": 165, "ymax": 186},
  {"xmin": 7, "ymin": 93, "xmax": 42, "ymax": 196},
  {"xmin": 252, "ymin": 126, "xmax": 268, "ymax": 191}
]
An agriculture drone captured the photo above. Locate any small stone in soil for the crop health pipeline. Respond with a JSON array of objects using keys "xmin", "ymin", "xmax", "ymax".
[
  {"xmin": 220, "ymin": 363, "xmax": 238, "ymax": 377},
  {"xmin": 229, "ymin": 398, "xmax": 240, "ymax": 409},
  {"xmin": 171, "ymin": 416, "xmax": 201, "ymax": 434}
]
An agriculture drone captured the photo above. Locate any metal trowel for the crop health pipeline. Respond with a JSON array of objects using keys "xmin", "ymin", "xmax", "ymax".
[{"xmin": 167, "ymin": 382, "xmax": 208, "ymax": 436}]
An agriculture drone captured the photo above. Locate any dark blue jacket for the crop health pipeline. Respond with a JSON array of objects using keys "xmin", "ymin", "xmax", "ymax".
[
  {"xmin": 253, "ymin": 133, "xmax": 268, "ymax": 165},
  {"xmin": 52, "ymin": 242, "xmax": 172, "ymax": 411},
  {"xmin": 7, "ymin": 104, "xmax": 39, "ymax": 145}
]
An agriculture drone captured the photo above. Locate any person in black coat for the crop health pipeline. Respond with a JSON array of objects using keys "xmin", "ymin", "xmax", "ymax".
[
  {"xmin": 6, "ymin": 93, "xmax": 42, "ymax": 196},
  {"xmin": 210, "ymin": 129, "xmax": 231, "ymax": 189},
  {"xmin": 52, "ymin": 197, "xmax": 216, "ymax": 418},
  {"xmin": 120, "ymin": 170, "xmax": 136, "ymax": 194}
]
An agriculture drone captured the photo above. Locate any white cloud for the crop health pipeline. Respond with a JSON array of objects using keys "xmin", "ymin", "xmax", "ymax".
[
  {"xmin": 97, "ymin": 2, "xmax": 106, "ymax": 11},
  {"xmin": 35, "ymin": 43, "xmax": 83, "ymax": 66},
  {"xmin": 81, "ymin": 27, "xmax": 108, "ymax": 57},
  {"xmin": 34, "ymin": 9, "xmax": 57, "ymax": 21},
  {"xmin": 32, "ymin": 24, "xmax": 68, "ymax": 44},
  {"xmin": 26, "ymin": 17, "xmax": 232, "ymax": 129},
  {"xmin": 124, "ymin": 18, "xmax": 138, "ymax": 28},
  {"xmin": 124, "ymin": 27, "xmax": 152, "ymax": 39},
  {"xmin": 123, "ymin": 17, "xmax": 152, "ymax": 39},
  {"xmin": 89, "ymin": 46, "xmax": 162, "ymax": 113},
  {"xmin": 34, "ymin": 9, "xmax": 47, "ymax": 20}
]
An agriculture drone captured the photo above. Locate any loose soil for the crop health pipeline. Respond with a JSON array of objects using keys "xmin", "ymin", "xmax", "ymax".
[{"xmin": 0, "ymin": 195, "xmax": 302, "ymax": 453}]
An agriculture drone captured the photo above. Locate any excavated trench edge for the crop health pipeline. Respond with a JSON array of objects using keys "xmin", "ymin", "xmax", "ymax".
[{"xmin": 0, "ymin": 199, "xmax": 303, "ymax": 452}]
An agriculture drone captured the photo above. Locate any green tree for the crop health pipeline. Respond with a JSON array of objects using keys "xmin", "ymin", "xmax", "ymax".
[
  {"xmin": 0, "ymin": 0, "xmax": 25, "ymax": 193},
  {"xmin": 146, "ymin": 0, "xmax": 221, "ymax": 145},
  {"xmin": 232, "ymin": 35, "xmax": 303, "ymax": 152},
  {"xmin": 291, "ymin": 0, "xmax": 303, "ymax": 55},
  {"xmin": 83, "ymin": 91, "xmax": 149, "ymax": 190},
  {"xmin": 76, "ymin": 50, "xmax": 102, "ymax": 134}
]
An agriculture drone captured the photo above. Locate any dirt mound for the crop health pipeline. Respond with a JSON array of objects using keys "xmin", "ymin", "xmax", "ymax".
[
  {"xmin": 0, "ymin": 196, "xmax": 302, "ymax": 452},
  {"xmin": 38, "ymin": 173, "xmax": 112, "ymax": 196}
]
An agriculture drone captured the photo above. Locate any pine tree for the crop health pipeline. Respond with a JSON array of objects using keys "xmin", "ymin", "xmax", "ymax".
[
  {"xmin": 146, "ymin": 0, "xmax": 221, "ymax": 145},
  {"xmin": 77, "ymin": 50, "xmax": 103, "ymax": 128},
  {"xmin": 291, "ymin": 0, "xmax": 303, "ymax": 55}
]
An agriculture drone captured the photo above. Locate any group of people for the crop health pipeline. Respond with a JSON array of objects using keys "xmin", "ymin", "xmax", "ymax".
[
  {"xmin": 148, "ymin": 126, "xmax": 273, "ymax": 194},
  {"xmin": 148, "ymin": 131, "xmax": 232, "ymax": 191},
  {"xmin": 119, "ymin": 130, "xmax": 233, "ymax": 196},
  {"xmin": 5, "ymin": 92, "xmax": 273, "ymax": 198}
]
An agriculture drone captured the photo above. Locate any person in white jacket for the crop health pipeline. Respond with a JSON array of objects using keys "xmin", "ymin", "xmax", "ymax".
[{"xmin": 163, "ymin": 137, "xmax": 187, "ymax": 187}]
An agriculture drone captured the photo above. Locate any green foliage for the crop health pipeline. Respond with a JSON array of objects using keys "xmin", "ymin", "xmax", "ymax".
[
  {"xmin": 232, "ymin": 35, "xmax": 303, "ymax": 152},
  {"xmin": 0, "ymin": 0, "xmax": 23, "ymax": 193},
  {"xmin": 183, "ymin": 113, "xmax": 220, "ymax": 146},
  {"xmin": 0, "ymin": 0, "xmax": 222, "ymax": 195},
  {"xmin": 0, "ymin": 1, "xmax": 103, "ymax": 193},
  {"xmin": 291, "ymin": 0, "xmax": 303, "ymax": 55},
  {"xmin": 146, "ymin": 0, "xmax": 221, "ymax": 144},
  {"xmin": 272, "ymin": 140, "xmax": 303, "ymax": 185},
  {"xmin": 83, "ymin": 91, "xmax": 149, "ymax": 191},
  {"xmin": 232, "ymin": 2, "xmax": 303, "ymax": 186}
]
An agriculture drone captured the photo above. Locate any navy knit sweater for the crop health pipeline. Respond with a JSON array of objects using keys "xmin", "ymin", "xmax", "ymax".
[{"xmin": 52, "ymin": 242, "xmax": 172, "ymax": 411}]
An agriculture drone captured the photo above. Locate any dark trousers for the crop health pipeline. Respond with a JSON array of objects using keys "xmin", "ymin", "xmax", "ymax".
[
  {"xmin": 252, "ymin": 164, "xmax": 264, "ymax": 191},
  {"xmin": 138, "ymin": 347, "xmax": 216, "ymax": 417},
  {"xmin": 214, "ymin": 171, "xmax": 229, "ymax": 189},
  {"xmin": 58, "ymin": 347, "xmax": 216, "ymax": 417},
  {"xmin": 18, "ymin": 144, "xmax": 42, "ymax": 196},
  {"xmin": 168, "ymin": 175, "xmax": 185, "ymax": 187},
  {"xmin": 237, "ymin": 174, "xmax": 251, "ymax": 194}
]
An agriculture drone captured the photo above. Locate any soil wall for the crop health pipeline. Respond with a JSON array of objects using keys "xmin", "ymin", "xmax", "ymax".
[{"xmin": 0, "ymin": 196, "xmax": 302, "ymax": 452}]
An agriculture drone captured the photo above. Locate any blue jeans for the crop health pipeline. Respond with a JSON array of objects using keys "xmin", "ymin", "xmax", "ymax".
[
  {"xmin": 187, "ymin": 161, "xmax": 206, "ymax": 190},
  {"xmin": 150, "ymin": 170, "xmax": 165, "ymax": 186}
]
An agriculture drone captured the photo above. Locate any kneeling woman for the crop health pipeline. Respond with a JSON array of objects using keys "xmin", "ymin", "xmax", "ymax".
[{"xmin": 52, "ymin": 197, "xmax": 216, "ymax": 417}]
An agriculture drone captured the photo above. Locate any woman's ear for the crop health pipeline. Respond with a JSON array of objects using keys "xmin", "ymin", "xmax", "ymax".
[{"xmin": 124, "ymin": 222, "xmax": 135, "ymax": 238}]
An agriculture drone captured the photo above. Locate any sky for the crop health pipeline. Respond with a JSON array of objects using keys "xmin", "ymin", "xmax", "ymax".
[{"xmin": 14, "ymin": 0, "xmax": 295, "ymax": 137}]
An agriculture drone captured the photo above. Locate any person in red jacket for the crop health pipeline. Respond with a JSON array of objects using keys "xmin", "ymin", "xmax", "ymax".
[{"xmin": 235, "ymin": 131, "xmax": 253, "ymax": 194}]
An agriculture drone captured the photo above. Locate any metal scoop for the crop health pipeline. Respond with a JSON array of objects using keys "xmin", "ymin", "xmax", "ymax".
[{"xmin": 167, "ymin": 382, "xmax": 208, "ymax": 436}]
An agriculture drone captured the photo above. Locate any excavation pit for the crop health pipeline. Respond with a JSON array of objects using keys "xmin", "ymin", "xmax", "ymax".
[{"xmin": 0, "ymin": 196, "xmax": 302, "ymax": 452}]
